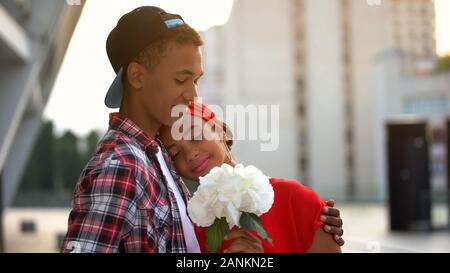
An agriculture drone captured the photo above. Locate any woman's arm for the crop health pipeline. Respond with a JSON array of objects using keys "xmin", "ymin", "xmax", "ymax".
[{"xmin": 306, "ymin": 228, "xmax": 342, "ymax": 253}]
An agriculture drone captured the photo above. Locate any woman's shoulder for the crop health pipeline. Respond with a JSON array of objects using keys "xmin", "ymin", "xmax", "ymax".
[
  {"xmin": 267, "ymin": 178, "xmax": 326, "ymax": 252},
  {"xmin": 269, "ymin": 178, "xmax": 322, "ymax": 200}
]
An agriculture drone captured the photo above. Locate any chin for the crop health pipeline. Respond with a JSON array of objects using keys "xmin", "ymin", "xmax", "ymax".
[
  {"xmin": 196, "ymin": 166, "xmax": 214, "ymax": 179},
  {"xmin": 164, "ymin": 116, "xmax": 177, "ymax": 127}
]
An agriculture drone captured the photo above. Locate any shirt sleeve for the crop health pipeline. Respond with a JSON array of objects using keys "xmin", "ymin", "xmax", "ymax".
[
  {"xmin": 61, "ymin": 158, "xmax": 138, "ymax": 253},
  {"xmin": 288, "ymin": 181, "xmax": 326, "ymax": 252}
]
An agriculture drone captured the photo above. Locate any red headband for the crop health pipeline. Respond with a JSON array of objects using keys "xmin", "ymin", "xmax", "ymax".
[{"xmin": 188, "ymin": 102, "xmax": 221, "ymax": 127}]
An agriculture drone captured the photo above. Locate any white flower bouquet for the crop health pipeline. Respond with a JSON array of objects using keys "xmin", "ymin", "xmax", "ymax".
[{"xmin": 187, "ymin": 163, "xmax": 275, "ymax": 252}]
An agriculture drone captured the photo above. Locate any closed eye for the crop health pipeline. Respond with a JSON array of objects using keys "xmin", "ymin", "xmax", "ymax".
[
  {"xmin": 171, "ymin": 150, "xmax": 181, "ymax": 160},
  {"xmin": 175, "ymin": 78, "xmax": 187, "ymax": 85},
  {"xmin": 167, "ymin": 143, "xmax": 180, "ymax": 160}
]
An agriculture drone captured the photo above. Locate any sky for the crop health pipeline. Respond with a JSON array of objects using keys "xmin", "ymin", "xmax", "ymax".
[
  {"xmin": 44, "ymin": 0, "xmax": 450, "ymax": 137},
  {"xmin": 435, "ymin": 0, "xmax": 450, "ymax": 56}
]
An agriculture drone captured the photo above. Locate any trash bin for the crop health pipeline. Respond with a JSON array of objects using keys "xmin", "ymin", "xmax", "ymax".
[{"xmin": 387, "ymin": 121, "xmax": 432, "ymax": 231}]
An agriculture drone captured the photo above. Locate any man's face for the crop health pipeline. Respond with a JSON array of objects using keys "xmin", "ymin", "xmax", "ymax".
[{"xmin": 141, "ymin": 42, "xmax": 203, "ymax": 127}]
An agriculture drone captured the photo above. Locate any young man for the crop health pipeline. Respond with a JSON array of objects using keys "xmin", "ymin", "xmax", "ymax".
[{"xmin": 61, "ymin": 6, "xmax": 344, "ymax": 253}]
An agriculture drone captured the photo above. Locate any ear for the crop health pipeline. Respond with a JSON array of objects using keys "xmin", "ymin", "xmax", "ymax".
[
  {"xmin": 222, "ymin": 122, "xmax": 233, "ymax": 148},
  {"xmin": 126, "ymin": 62, "xmax": 146, "ymax": 90}
]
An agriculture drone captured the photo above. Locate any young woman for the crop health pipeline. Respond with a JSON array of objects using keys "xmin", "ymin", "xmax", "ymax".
[{"xmin": 159, "ymin": 102, "xmax": 343, "ymax": 253}]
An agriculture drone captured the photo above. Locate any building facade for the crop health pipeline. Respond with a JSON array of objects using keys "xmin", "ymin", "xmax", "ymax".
[
  {"xmin": 0, "ymin": 0, "xmax": 84, "ymax": 207},
  {"xmin": 200, "ymin": 0, "xmax": 437, "ymax": 201}
]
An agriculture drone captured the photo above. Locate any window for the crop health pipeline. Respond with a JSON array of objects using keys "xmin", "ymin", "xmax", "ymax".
[{"xmin": 403, "ymin": 97, "xmax": 448, "ymax": 114}]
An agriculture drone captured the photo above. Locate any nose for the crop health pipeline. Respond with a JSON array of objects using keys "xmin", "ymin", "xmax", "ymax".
[
  {"xmin": 185, "ymin": 145, "xmax": 199, "ymax": 163},
  {"xmin": 183, "ymin": 84, "xmax": 198, "ymax": 103}
]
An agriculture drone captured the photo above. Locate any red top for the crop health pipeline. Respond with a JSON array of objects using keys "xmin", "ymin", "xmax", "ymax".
[{"xmin": 195, "ymin": 178, "xmax": 326, "ymax": 253}]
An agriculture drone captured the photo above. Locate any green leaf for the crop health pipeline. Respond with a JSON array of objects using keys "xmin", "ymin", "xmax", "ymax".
[
  {"xmin": 239, "ymin": 212, "xmax": 273, "ymax": 244},
  {"xmin": 206, "ymin": 217, "xmax": 230, "ymax": 252}
]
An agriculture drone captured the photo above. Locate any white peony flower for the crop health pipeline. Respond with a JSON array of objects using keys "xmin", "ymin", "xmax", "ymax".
[{"xmin": 187, "ymin": 163, "xmax": 275, "ymax": 229}]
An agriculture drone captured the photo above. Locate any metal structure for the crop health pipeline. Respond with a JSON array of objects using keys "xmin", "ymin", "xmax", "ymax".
[{"xmin": 0, "ymin": 0, "xmax": 85, "ymax": 209}]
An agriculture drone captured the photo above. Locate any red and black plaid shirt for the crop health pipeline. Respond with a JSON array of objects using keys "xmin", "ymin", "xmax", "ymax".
[{"xmin": 61, "ymin": 113, "xmax": 192, "ymax": 253}]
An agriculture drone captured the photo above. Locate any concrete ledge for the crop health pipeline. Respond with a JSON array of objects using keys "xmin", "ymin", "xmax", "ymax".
[{"xmin": 0, "ymin": 4, "xmax": 31, "ymax": 62}]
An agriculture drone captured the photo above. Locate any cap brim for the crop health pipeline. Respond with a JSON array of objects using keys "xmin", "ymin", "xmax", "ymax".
[{"xmin": 105, "ymin": 68, "xmax": 124, "ymax": 109}]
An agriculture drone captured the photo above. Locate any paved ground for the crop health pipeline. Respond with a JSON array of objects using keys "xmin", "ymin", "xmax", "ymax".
[
  {"xmin": 3, "ymin": 204, "xmax": 450, "ymax": 253},
  {"xmin": 339, "ymin": 203, "xmax": 450, "ymax": 253}
]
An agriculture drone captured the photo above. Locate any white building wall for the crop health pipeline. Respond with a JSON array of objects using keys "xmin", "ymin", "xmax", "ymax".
[
  {"xmin": 222, "ymin": 0, "xmax": 298, "ymax": 181},
  {"xmin": 350, "ymin": 1, "xmax": 391, "ymax": 200},
  {"xmin": 303, "ymin": 0, "xmax": 346, "ymax": 199},
  {"xmin": 199, "ymin": 27, "xmax": 225, "ymax": 107}
]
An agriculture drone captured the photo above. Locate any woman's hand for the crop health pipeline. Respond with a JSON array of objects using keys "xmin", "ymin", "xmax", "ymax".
[
  {"xmin": 223, "ymin": 229, "xmax": 264, "ymax": 253},
  {"xmin": 321, "ymin": 199, "xmax": 345, "ymax": 246}
]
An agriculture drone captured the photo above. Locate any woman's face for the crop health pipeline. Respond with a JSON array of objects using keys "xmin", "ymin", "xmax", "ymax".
[{"xmin": 159, "ymin": 116, "xmax": 231, "ymax": 181}]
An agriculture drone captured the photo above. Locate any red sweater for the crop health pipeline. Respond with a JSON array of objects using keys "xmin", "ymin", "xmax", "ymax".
[{"xmin": 195, "ymin": 178, "xmax": 326, "ymax": 253}]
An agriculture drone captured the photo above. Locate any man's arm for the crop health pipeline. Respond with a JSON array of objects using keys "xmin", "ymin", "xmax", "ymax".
[{"xmin": 61, "ymin": 159, "xmax": 138, "ymax": 253}]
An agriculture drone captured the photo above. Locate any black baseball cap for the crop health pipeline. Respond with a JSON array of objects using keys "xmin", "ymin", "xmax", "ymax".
[{"xmin": 105, "ymin": 6, "xmax": 186, "ymax": 108}]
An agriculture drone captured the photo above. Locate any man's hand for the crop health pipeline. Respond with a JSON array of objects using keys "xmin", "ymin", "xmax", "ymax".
[
  {"xmin": 223, "ymin": 229, "xmax": 264, "ymax": 253},
  {"xmin": 320, "ymin": 199, "xmax": 345, "ymax": 246}
]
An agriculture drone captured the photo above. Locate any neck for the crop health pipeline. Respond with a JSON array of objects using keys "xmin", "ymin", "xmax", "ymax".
[
  {"xmin": 119, "ymin": 93, "xmax": 161, "ymax": 139},
  {"xmin": 225, "ymin": 157, "xmax": 238, "ymax": 167}
]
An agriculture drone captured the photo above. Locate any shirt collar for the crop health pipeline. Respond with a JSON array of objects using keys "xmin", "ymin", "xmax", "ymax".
[{"xmin": 109, "ymin": 112, "xmax": 158, "ymax": 151}]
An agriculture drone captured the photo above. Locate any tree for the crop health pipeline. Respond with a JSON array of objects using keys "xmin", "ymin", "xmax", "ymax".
[
  {"xmin": 84, "ymin": 130, "xmax": 100, "ymax": 163},
  {"xmin": 20, "ymin": 121, "xmax": 55, "ymax": 190},
  {"xmin": 54, "ymin": 130, "xmax": 84, "ymax": 191},
  {"xmin": 435, "ymin": 55, "xmax": 450, "ymax": 73},
  {"xmin": 17, "ymin": 125, "xmax": 102, "ymax": 206}
]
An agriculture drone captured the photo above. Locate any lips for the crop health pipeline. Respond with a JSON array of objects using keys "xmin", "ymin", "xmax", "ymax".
[{"xmin": 192, "ymin": 156, "xmax": 212, "ymax": 174}]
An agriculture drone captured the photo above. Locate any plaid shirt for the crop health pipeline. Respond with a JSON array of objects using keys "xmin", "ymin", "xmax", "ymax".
[{"xmin": 61, "ymin": 113, "xmax": 192, "ymax": 253}]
